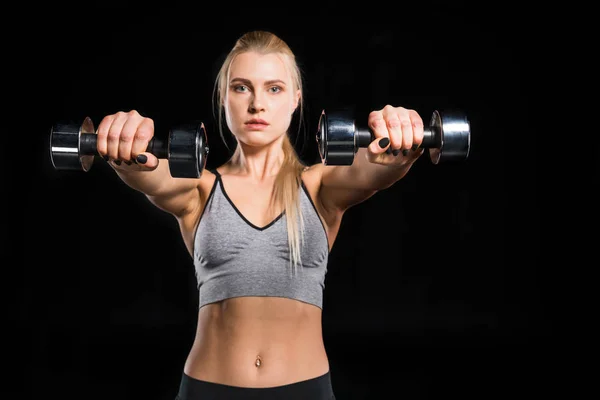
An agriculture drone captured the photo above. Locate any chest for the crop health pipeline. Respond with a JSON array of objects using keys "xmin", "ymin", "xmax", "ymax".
[{"xmin": 220, "ymin": 178, "xmax": 281, "ymax": 229}]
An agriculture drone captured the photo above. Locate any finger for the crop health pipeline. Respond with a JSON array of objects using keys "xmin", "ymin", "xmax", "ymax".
[
  {"xmin": 382, "ymin": 105, "xmax": 404, "ymax": 154},
  {"xmin": 95, "ymin": 114, "xmax": 116, "ymax": 157},
  {"xmin": 131, "ymin": 117, "xmax": 154, "ymax": 159},
  {"xmin": 367, "ymin": 109, "xmax": 393, "ymax": 160},
  {"xmin": 395, "ymin": 107, "xmax": 415, "ymax": 151},
  {"xmin": 367, "ymin": 109, "xmax": 389, "ymax": 143},
  {"xmin": 118, "ymin": 115, "xmax": 142, "ymax": 161},
  {"xmin": 367, "ymin": 136, "xmax": 391, "ymax": 160},
  {"xmin": 408, "ymin": 109, "xmax": 424, "ymax": 149},
  {"xmin": 134, "ymin": 151, "xmax": 159, "ymax": 170},
  {"xmin": 106, "ymin": 112, "xmax": 128, "ymax": 160}
]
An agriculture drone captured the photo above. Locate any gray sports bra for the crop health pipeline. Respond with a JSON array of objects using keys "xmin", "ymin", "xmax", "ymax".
[{"xmin": 193, "ymin": 169, "xmax": 330, "ymax": 309}]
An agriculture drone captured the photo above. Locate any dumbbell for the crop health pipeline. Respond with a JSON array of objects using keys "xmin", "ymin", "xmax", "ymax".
[
  {"xmin": 316, "ymin": 108, "xmax": 471, "ymax": 165},
  {"xmin": 49, "ymin": 116, "xmax": 209, "ymax": 178}
]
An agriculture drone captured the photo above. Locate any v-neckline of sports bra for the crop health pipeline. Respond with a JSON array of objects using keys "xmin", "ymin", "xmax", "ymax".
[{"xmin": 214, "ymin": 170, "xmax": 285, "ymax": 231}]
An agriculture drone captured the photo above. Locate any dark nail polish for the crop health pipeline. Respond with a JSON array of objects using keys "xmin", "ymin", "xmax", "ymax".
[
  {"xmin": 411, "ymin": 144, "xmax": 419, "ymax": 151},
  {"xmin": 102, "ymin": 155, "xmax": 109, "ymax": 162},
  {"xmin": 378, "ymin": 137, "xmax": 390, "ymax": 148},
  {"xmin": 114, "ymin": 160, "xmax": 121, "ymax": 166},
  {"xmin": 124, "ymin": 160, "xmax": 132, "ymax": 165},
  {"xmin": 402, "ymin": 149, "xmax": 409, "ymax": 156},
  {"xmin": 136, "ymin": 154, "xmax": 148, "ymax": 164},
  {"xmin": 392, "ymin": 149, "xmax": 400, "ymax": 156}
]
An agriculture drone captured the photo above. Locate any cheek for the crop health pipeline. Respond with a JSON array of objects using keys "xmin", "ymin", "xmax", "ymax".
[
  {"xmin": 225, "ymin": 100, "xmax": 244, "ymax": 121},
  {"xmin": 273, "ymin": 98, "xmax": 295, "ymax": 117}
]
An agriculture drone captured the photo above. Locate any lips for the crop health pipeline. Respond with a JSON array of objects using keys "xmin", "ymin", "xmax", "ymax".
[{"xmin": 245, "ymin": 119, "xmax": 268, "ymax": 125}]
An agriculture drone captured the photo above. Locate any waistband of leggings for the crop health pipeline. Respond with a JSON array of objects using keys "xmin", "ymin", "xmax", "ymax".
[{"xmin": 177, "ymin": 370, "xmax": 334, "ymax": 400}]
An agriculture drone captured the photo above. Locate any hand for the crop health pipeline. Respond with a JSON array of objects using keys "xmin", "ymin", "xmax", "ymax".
[
  {"xmin": 96, "ymin": 110, "xmax": 159, "ymax": 171},
  {"xmin": 366, "ymin": 105, "xmax": 425, "ymax": 166}
]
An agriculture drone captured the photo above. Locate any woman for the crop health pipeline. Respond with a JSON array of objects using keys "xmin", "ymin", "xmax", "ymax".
[{"xmin": 94, "ymin": 30, "xmax": 424, "ymax": 400}]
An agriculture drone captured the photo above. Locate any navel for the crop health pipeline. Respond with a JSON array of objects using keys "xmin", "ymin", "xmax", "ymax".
[{"xmin": 255, "ymin": 355, "xmax": 262, "ymax": 367}]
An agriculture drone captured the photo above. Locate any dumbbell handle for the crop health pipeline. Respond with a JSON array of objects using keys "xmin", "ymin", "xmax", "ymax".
[
  {"xmin": 79, "ymin": 134, "xmax": 169, "ymax": 159},
  {"xmin": 355, "ymin": 126, "xmax": 439, "ymax": 149}
]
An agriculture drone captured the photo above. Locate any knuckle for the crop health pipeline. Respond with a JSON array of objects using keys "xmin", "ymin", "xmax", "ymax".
[
  {"xmin": 369, "ymin": 115, "xmax": 386, "ymax": 130},
  {"xmin": 137, "ymin": 125, "xmax": 154, "ymax": 141},
  {"xmin": 127, "ymin": 109, "xmax": 141, "ymax": 118},
  {"xmin": 107, "ymin": 129, "xmax": 120, "ymax": 141},
  {"xmin": 386, "ymin": 117, "xmax": 402, "ymax": 129},
  {"xmin": 368, "ymin": 110, "xmax": 382, "ymax": 120},
  {"xmin": 400, "ymin": 118, "xmax": 412, "ymax": 128},
  {"xmin": 119, "ymin": 134, "xmax": 133, "ymax": 144}
]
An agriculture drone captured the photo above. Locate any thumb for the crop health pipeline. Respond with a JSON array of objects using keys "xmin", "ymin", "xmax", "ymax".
[
  {"xmin": 368, "ymin": 137, "xmax": 390, "ymax": 158},
  {"xmin": 135, "ymin": 152, "xmax": 160, "ymax": 170}
]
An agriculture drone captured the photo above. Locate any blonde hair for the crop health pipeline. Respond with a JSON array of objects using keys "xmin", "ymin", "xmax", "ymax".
[{"xmin": 213, "ymin": 30, "xmax": 307, "ymax": 272}]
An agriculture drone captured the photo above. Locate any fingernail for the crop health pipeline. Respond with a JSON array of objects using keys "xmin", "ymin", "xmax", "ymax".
[
  {"xmin": 378, "ymin": 137, "xmax": 390, "ymax": 148},
  {"xmin": 136, "ymin": 154, "xmax": 148, "ymax": 164},
  {"xmin": 402, "ymin": 149, "xmax": 409, "ymax": 156},
  {"xmin": 124, "ymin": 160, "xmax": 132, "ymax": 166},
  {"xmin": 114, "ymin": 160, "xmax": 122, "ymax": 166},
  {"xmin": 392, "ymin": 149, "xmax": 400, "ymax": 156},
  {"xmin": 102, "ymin": 155, "xmax": 109, "ymax": 162},
  {"xmin": 411, "ymin": 144, "xmax": 419, "ymax": 151}
]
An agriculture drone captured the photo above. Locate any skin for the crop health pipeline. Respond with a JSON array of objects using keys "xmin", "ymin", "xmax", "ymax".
[{"xmin": 95, "ymin": 51, "xmax": 424, "ymax": 388}]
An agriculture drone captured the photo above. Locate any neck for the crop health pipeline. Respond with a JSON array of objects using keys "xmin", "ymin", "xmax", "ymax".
[{"xmin": 230, "ymin": 137, "xmax": 286, "ymax": 183}]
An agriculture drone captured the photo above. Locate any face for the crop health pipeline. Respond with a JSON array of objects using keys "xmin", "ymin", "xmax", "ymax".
[{"xmin": 224, "ymin": 51, "xmax": 300, "ymax": 148}]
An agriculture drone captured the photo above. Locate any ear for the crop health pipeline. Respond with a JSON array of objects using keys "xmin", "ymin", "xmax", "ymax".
[{"xmin": 292, "ymin": 89, "xmax": 301, "ymax": 113}]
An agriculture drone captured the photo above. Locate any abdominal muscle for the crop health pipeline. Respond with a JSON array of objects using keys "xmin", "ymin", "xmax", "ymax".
[{"xmin": 183, "ymin": 296, "xmax": 330, "ymax": 388}]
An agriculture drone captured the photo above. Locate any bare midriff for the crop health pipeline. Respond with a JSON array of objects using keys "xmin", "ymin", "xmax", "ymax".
[{"xmin": 183, "ymin": 296, "xmax": 330, "ymax": 388}]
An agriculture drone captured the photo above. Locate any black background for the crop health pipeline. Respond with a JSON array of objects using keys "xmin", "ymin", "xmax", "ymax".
[{"xmin": 6, "ymin": 2, "xmax": 544, "ymax": 399}]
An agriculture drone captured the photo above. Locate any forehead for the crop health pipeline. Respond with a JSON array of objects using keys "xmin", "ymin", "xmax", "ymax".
[{"xmin": 229, "ymin": 51, "xmax": 290, "ymax": 82}]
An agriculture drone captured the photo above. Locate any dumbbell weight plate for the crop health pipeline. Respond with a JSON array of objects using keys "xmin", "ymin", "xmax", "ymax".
[
  {"xmin": 428, "ymin": 110, "xmax": 471, "ymax": 164},
  {"xmin": 168, "ymin": 122, "xmax": 209, "ymax": 178},
  {"xmin": 50, "ymin": 117, "xmax": 95, "ymax": 172},
  {"xmin": 316, "ymin": 108, "xmax": 356, "ymax": 166}
]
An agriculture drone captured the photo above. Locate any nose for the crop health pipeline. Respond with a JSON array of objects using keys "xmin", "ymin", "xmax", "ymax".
[{"xmin": 249, "ymin": 92, "xmax": 265, "ymax": 113}]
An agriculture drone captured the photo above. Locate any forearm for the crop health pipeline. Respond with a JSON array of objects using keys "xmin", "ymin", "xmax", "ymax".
[
  {"xmin": 111, "ymin": 160, "xmax": 176, "ymax": 197},
  {"xmin": 327, "ymin": 148, "xmax": 417, "ymax": 191}
]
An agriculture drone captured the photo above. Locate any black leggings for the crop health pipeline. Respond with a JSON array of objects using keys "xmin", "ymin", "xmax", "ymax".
[{"xmin": 175, "ymin": 371, "xmax": 336, "ymax": 400}]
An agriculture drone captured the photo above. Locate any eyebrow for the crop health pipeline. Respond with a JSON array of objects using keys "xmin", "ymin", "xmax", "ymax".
[{"xmin": 229, "ymin": 77, "xmax": 287, "ymax": 86}]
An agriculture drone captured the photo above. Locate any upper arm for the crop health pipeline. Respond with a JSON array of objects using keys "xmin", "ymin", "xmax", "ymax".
[
  {"xmin": 146, "ymin": 180, "xmax": 202, "ymax": 218},
  {"xmin": 317, "ymin": 147, "xmax": 416, "ymax": 212},
  {"xmin": 144, "ymin": 164, "xmax": 211, "ymax": 220},
  {"xmin": 312, "ymin": 160, "xmax": 380, "ymax": 214}
]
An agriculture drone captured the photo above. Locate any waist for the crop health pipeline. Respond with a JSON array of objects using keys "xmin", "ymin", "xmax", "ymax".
[{"xmin": 184, "ymin": 297, "xmax": 329, "ymax": 387}]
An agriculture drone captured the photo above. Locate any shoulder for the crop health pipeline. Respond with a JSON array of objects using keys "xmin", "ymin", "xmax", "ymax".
[
  {"xmin": 198, "ymin": 167, "xmax": 220, "ymax": 198},
  {"xmin": 300, "ymin": 162, "xmax": 324, "ymax": 190},
  {"xmin": 300, "ymin": 161, "xmax": 344, "ymax": 228}
]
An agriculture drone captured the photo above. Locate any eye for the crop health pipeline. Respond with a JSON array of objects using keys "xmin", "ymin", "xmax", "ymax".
[
  {"xmin": 234, "ymin": 85, "xmax": 249, "ymax": 92},
  {"xmin": 268, "ymin": 86, "xmax": 282, "ymax": 93}
]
